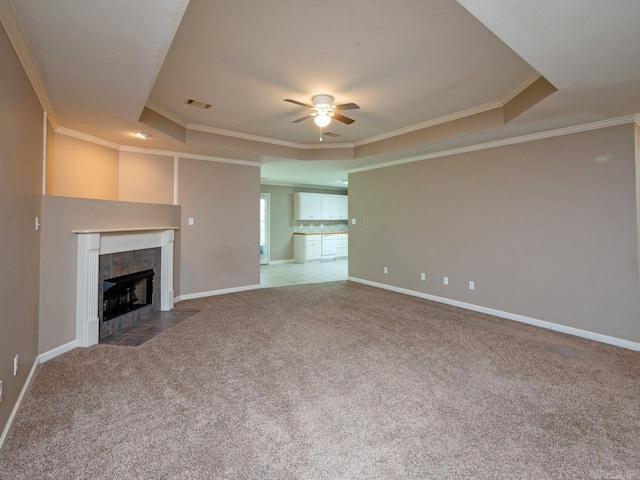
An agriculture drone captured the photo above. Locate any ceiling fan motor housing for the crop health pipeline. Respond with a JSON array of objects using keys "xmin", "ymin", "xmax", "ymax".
[{"xmin": 312, "ymin": 94, "xmax": 335, "ymax": 117}]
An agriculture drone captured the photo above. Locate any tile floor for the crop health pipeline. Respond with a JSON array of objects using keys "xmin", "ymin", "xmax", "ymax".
[
  {"xmin": 100, "ymin": 310, "xmax": 195, "ymax": 346},
  {"xmin": 260, "ymin": 257, "xmax": 348, "ymax": 288}
]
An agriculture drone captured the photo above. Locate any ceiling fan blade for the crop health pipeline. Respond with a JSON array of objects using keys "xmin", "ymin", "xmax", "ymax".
[
  {"xmin": 332, "ymin": 113, "xmax": 355, "ymax": 125},
  {"xmin": 334, "ymin": 103, "xmax": 360, "ymax": 111},
  {"xmin": 292, "ymin": 115, "xmax": 312, "ymax": 123},
  {"xmin": 284, "ymin": 98, "xmax": 313, "ymax": 108}
]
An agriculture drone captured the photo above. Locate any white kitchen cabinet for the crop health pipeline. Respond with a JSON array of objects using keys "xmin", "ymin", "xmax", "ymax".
[
  {"xmin": 337, "ymin": 234, "xmax": 348, "ymax": 257},
  {"xmin": 294, "ymin": 193, "xmax": 322, "ymax": 220},
  {"xmin": 294, "ymin": 193, "xmax": 347, "ymax": 220},
  {"xmin": 321, "ymin": 195, "xmax": 340, "ymax": 220},
  {"xmin": 307, "ymin": 238, "xmax": 322, "ymax": 259},
  {"xmin": 339, "ymin": 196, "xmax": 348, "ymax": 220},
  {"xmin": 294, "ymin": 234, "xmax": 322, "ymax": 263}
]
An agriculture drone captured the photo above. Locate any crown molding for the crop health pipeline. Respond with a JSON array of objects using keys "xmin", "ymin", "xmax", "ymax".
[
  {"xmin": 55, "ymin": 126, "xmax": 121, "ymax": 149},
  {"xmin": 300, "ymin": 142, "xmax": 354, "ymax": 150},
  {"xmin": 189, "ymin": 123, "xmax": 356, "ymax": 150},
  {"xmin": 54, "ymin": 126, "xmax": 261, "ymax": 167},
  {"xmin": 500, "ymin": 71, "xmax": 542, "ymax": 105},
  {"xmin": 145, "ymin": 100, "xmax": 188, "ymax": 128},
  {"xmin": 188, "ymin": 122, "xmax": 303, "ymax": 149},
  {"xmin": 0, "ymin": 0, "xmax": 60, "ymax": 129},
  {"xmin": 260, "ymin": 181, "xmax": 348, "ymax": 191},
  {"xmin": 352, "ymin": 100, "xmax": 502, "ymax": 148},
  {"xmin": 349, "ymin": 115, "xmax": 638, "ymax": 174},
  {"xmin": 119, "ymin": 145, "xmax": 261, "ymax": 166}
]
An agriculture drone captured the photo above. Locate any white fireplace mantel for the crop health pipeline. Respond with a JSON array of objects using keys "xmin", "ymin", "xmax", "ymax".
[{"xmin": 74, "ymin": 227, "xmax": 178, "ymax": 347}]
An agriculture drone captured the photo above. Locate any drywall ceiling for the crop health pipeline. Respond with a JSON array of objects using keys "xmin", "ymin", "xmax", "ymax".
[
  {"xmin": 9, "ymin": 0, "xmax": 190, "ymax": 134},
  {"xmin": 6, "ymin": 0, "xmax": 640, "ymax": 188},
  {"xmin": 457, "ymin": 0, "xmax": 640, "ymax": 89}
]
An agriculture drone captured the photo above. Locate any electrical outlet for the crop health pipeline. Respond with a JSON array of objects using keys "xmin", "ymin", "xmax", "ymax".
[
  {"xmin": 443, "ymin": 277, "xmax": 449, "ymax": 285},
  {"xmin": 13, "ymin": 354, "xmax": 18, "ymax": 376},
  {"xmin": 421, "ymin": 273, "xmax": 426, "ymax": 281},
  {"xmin": 0, "ymin": 380, "xmax": 3, "ymax": 404},
  {"xmin": 469, "ymin": 281, "xmax": 475, "ymax": 290},
  {"xmin": 383, "ymin": 267, "xmax": 388, "ymax": 274}
]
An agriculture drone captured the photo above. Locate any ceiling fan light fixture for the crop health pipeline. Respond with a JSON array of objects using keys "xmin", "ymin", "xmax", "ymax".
[{"xmin": 314, "ymin": 112, "xmax": 331, "ymax": 127}]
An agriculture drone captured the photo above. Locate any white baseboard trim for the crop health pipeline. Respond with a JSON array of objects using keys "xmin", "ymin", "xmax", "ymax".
[
  {"xmin": 175, "ymin": 284, "xmax": 262, "ymax": 302},
  {"xmin": 348, "ymin": 277, "xmax": 640, "ymax": 351},
  {"xmin": 268, "ymin": 259, "xmax": 295, "ymax": 265},
  {"xmin": 0, "ymin": 354, "xmax": 39, "ymax": 450},
  {"xmin": 39, "ymin": 340, "xmax": 79, "ymax": 363}
]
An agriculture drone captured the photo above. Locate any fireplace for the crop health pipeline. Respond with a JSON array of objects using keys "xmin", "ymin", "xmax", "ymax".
[
  {"xmin": 103, "ymin": 269, "xmax": 154, "ymax": 321},
  {"xmin": 74, "ymin": 227, "xmax": 176, "ymax": 348}
]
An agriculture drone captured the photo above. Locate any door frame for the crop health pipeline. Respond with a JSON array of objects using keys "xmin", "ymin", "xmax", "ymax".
[{"xmin": 260, "ymin": 193, "xmax": 270, "ymax": 265}]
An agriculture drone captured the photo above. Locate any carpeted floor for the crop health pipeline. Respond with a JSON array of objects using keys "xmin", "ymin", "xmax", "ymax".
[{"xmin": 1, "ymin": 281, "xmax": 639, "ymax": 479}]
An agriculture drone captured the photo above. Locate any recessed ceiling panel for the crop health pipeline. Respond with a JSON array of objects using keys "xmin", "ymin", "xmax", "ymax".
[{"xmin": 149, "ymin": 0, "xmax": 535, "ymax": 144}]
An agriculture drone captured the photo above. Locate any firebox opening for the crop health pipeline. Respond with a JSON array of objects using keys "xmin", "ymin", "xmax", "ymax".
[{"xmin": 103, "ymin": 269, "xmax": 154, "ymax": 321}]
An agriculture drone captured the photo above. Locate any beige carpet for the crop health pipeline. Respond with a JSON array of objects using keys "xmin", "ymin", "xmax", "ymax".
[{"xmin": 1, "ymin": 281, "xmax": 639, "ymax": 479}]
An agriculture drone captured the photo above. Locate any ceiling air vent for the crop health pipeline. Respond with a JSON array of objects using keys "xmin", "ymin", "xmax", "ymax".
[
  {"xmin": 323, "ymin": 132, "xmax": 341, "ymax": 137},
  {"xmin": 185, "ymin": 98, "xmax": 212, "ymax": 109}
]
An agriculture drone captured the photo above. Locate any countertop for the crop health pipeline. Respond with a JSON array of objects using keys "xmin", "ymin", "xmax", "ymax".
[{"xmin": 294, "ymin": 231, "xmax": 348, "ymax": 235}]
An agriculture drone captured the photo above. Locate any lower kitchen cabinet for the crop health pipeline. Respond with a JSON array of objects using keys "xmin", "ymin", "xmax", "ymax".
[
  {"xmin": 337, "ymin": 234, "xmax": 348, "ymax": 258},
  {"xmin": 294, "ymin": 233, "xmax": 348, "ymax": 264}
]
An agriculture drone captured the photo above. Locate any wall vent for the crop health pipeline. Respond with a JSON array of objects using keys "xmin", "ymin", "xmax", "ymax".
[
  {"xmin": 185, "ymin": 98, "xmax": 212, "ymax": 109},
  {"xmin": 323, "ymin": 132, "xmax": 341, "ymax": 137}
]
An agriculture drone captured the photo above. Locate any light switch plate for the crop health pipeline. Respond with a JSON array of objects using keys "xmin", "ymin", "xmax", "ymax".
[
  {"xmin": 351, "ymin": 218, "xmax": 356, "ymax": 225},
  {"xmin": 188, "ymin": 218, "xmax": 194, "ymax": 226}
]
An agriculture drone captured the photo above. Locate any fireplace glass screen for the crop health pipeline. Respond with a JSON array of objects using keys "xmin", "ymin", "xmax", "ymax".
[{"xmin": 103, "ymin": 269, "xmax": 154, "ymax": 321}]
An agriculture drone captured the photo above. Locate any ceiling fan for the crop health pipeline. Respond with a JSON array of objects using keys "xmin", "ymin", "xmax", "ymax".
[{"xmin": 284, "ymin": 95, "xmax": 360, "ymax": 127}]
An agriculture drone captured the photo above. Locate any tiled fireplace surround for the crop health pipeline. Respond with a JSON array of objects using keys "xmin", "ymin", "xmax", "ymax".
[{"xmin": 98, "ymin": 248, "xmax": 161, "ymax": 339}]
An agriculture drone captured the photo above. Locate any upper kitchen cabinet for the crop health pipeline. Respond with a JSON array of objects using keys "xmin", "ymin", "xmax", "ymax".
[
  {"xmin": 321, "ymin": 195, "xmax": 340, "ymax": 220},
  {"xmin": 294, "ymin": 193, "xmax": 322, "ymax": 220},
  {"xmin": 294, "ymin": 193, "xmax": 348, "ymax": 220},
  {"xmin": 339, "ymin": 196, "xmax": 348, "ymax": 220}
]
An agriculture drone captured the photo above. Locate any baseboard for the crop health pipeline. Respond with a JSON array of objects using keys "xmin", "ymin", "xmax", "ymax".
[
  {"xmin": 0, "ymin": 354, "xmax": 39, "ymax": 451},
  {"xmin": 348, "ymin": 277, "xmax": 640, "ymax": 351},
  {"xmin": 39, "ymin": 340, "xmax": 79, "ymax": 363},
  {"xmin": 175, "ymin": 284, "xmax": 262, "ymax": 302},
  {"xmin": 268, "ymin": 259, "xmax": 295, "ymax": 265}
]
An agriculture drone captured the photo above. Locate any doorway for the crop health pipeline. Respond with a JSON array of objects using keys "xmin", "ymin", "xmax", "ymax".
[{"xmin": 260, "ymin": 193, "xmax": 270, "ymax": 265}]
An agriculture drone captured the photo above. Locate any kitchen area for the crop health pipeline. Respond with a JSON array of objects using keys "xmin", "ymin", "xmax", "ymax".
[{"xmin": 260, "ymin": 189, "xmax": 349, "ymax": 288}]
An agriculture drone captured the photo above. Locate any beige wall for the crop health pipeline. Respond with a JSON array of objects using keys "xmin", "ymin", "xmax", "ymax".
[
  {"xmin": 0, "ymin": 25, "xmax": 42, "ymax": 434},
  {"xmin": 349, "ymin": 124, "xmax": 640, "ymax": 343},
  {"xmin": 38, "ymin": 196, "xmax": 181, "ymax": 353},
  {"xmin": 119, "ymin": 151, "xmax": 174, "ymax": 205},
  {"xmin": 179, "ymin": 158, "xmax": 260, "ymax": 295},
  {"xmin": 260, "ymin": 185, "xmax": 347, "ymax": 261},
  {"xmin": 48, "ymin": 133, "xmax": 119, "ymax": 200}
]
